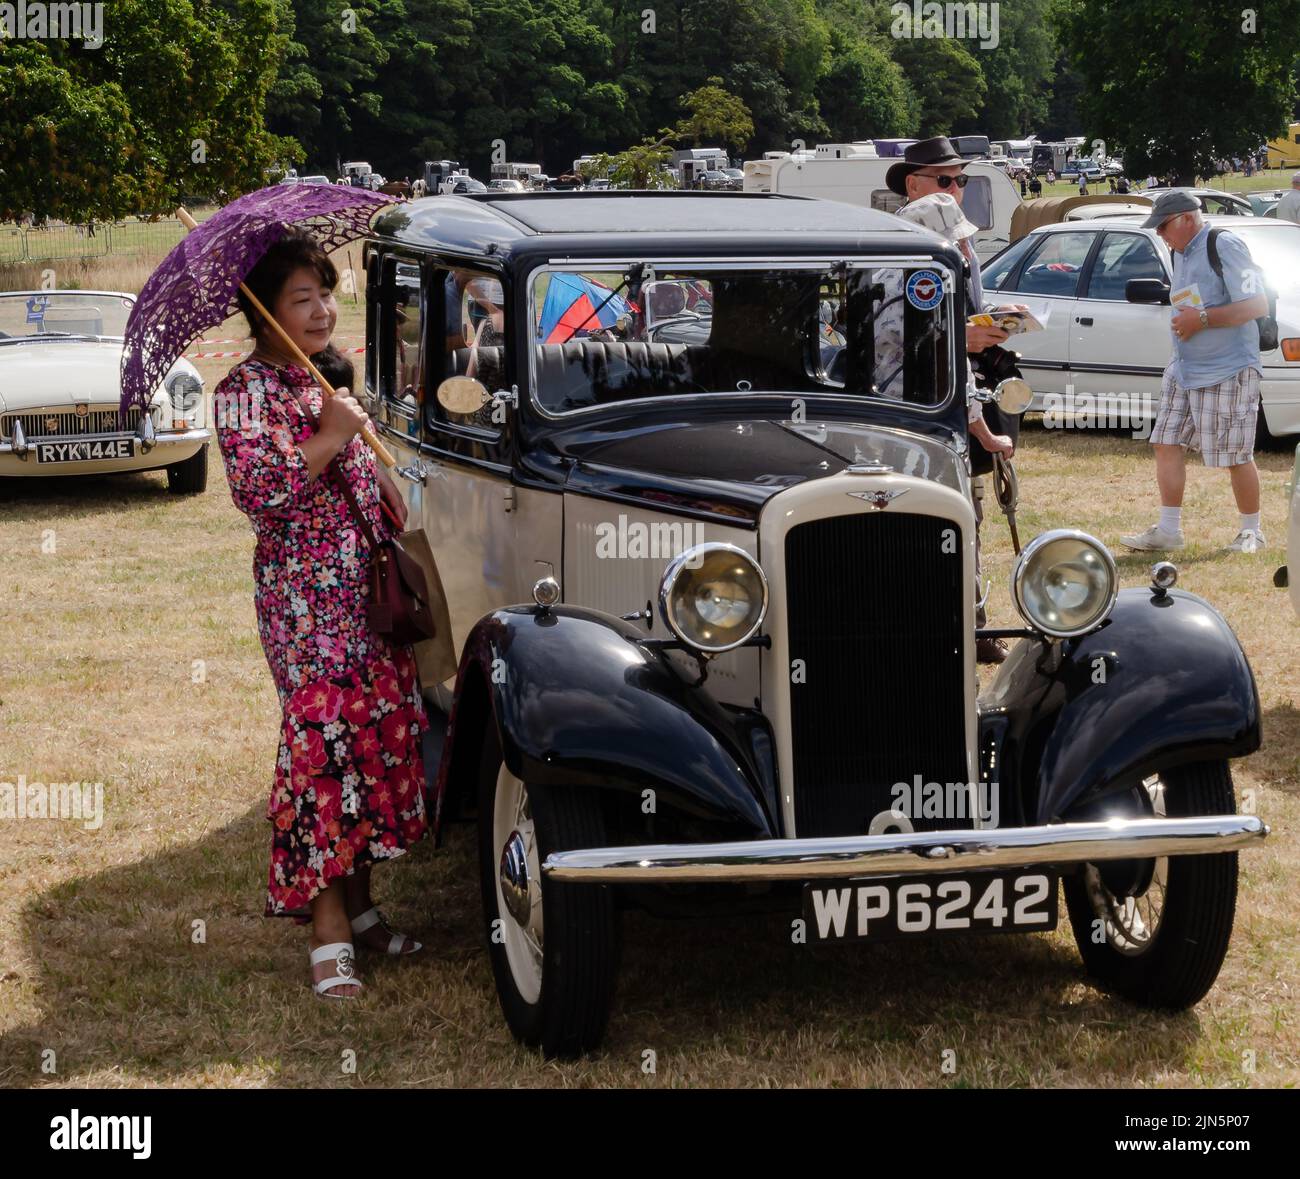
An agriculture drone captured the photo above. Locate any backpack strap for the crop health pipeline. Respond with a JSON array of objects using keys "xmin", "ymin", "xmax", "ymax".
[{"xmin": 1206, "ymin": 226, "xmax": 1223, "ymax": 279}]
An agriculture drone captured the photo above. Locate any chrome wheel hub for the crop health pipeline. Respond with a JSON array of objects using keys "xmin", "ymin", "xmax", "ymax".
[
  {"xmin": 491, "ymin": 764, "xmax": 544, "ymax": 1003},
  {"xmin": 499, "ymin": 830, "xmax": 531, "ymax": 926},
  {"xmin": 1085, "ymin": 775, "xmax": 1169, "ymax": 956}
]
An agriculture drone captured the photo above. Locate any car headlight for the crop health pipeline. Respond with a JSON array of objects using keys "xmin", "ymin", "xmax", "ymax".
[
  {"xmin": 165, "ymin": 371, "xmax": 203, "ymax": 423},
  {"xmin": 1012, "ymin": 529, "xmax": 1118, "ymax": 639},
  {"xmin": 659, "ymin": 543, "xmax": 768, "ymax": 654}
]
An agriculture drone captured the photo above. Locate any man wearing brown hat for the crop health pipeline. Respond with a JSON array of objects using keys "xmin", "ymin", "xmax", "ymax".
[{"xmin": 888, "ymin": 137, "xmax": 1017, "ymax": 661}]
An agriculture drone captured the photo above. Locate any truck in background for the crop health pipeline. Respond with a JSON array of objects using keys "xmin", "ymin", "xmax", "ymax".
[
  {"xmin": 742, "ymin": 150, "xmax": 1020, "ymax": 260},
  {"xmin": 672, "ymin": 147, "xmax": 729, "ymax": 188},
  {"xmin": 950, "ymin": 135, "xmax": 991, "ymax": 160}
]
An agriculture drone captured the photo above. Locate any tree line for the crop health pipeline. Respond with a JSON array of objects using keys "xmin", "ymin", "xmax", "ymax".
[{"xmin": 2, "ymin": 0, "xmax": 1299, "ymax": 223}]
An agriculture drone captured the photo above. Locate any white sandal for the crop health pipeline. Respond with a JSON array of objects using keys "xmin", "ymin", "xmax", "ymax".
[
  {"xmin": 350, "ymin": 906, "xmax": 422, "ymax": 955},
  {"xmin": 309, "ymin": 941, "xmax": 362, "ymax": 999}
]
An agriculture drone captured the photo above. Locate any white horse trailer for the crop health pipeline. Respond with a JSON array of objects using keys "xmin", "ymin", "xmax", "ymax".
[{"xmin": 742, "ymin": 155, "xmax": 1021, "ymax": 260}]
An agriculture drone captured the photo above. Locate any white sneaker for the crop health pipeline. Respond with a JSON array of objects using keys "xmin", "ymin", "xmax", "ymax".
[
  {"xmin": 1120, "ymin": 524, "xmax": 1185, "ymax": 552},
  {"xmin": 1225, "ymin": 528, "xmax": 1266, "ymax": 553}
]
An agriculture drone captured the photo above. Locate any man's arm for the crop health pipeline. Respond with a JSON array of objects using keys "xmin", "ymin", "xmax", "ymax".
[{"xmin": 1204, "ymin": 293, "xmax": 1268, "ymax": 327}]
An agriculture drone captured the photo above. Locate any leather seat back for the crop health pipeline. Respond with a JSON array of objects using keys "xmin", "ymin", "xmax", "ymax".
[{"xmin": 448, "ymin": 340, "xmax": 711, "ymax": 411}]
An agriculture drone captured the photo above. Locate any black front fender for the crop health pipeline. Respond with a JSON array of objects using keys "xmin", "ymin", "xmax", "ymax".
[
  {"xmin": 436, "ymin": 605, "xmax": 780, "ymax": 840},
  {"xmin": 981, "ymin": 587, "xmax": 1261, "ymax": 824}
]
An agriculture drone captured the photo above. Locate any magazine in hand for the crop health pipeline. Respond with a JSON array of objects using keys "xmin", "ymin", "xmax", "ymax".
[{"xmin": 967, "ymin": 307, "xmax": 1048, "ymax": 335}]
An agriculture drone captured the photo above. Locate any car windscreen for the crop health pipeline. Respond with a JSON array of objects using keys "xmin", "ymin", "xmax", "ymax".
[
  {"xmin": 0, "ymin": 292, "xmax": 134, "ymax": 340},
  {"xmin": 529, "ymin": 263, "xmax": 955, "ymax": 415}
]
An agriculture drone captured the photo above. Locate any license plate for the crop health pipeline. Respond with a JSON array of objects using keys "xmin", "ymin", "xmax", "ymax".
[
  {"xmin": 35, "ymin": 439, "xmax": 134, "ymax": 463},
  {"xmin": 803, "ymin": 870, "xmax": 1058, "ymax": 942}
]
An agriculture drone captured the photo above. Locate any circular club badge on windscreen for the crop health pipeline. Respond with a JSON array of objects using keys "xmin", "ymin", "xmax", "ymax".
[{"xmin": 905, "ymin": 270, "xmax": 944, "ymax": 311}]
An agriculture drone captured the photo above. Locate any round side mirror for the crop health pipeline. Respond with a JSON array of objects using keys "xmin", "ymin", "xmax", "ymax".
[
  {"xmin": 992, "ymin": 377, "xmax": 1033, "ymax": 415},
  {"xmin": 436, "ymin": 376, "xmax": 489, "ymax": 415}
]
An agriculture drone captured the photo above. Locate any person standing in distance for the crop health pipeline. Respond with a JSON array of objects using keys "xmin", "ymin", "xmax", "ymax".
[
  {"xmin": 1122, "ymin": 190, "xmax": 1269, "ymax": 554},
  {"xmin": 1275, "ymin": 172, "xmax": 1300, "ymax": 225}
]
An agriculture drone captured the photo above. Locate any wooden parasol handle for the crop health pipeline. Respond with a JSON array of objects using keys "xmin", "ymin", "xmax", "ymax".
[{"xmin": 176, "ymin": 206, "xmax": 395, "ymax": 467}]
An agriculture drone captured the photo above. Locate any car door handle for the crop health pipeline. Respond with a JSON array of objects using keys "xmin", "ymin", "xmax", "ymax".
[{"xmin": 1076, "ymin": 316, "xmax": 1094, "ymax": 326}]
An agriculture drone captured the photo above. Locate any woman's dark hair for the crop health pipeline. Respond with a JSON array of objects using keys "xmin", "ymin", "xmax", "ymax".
[
  {"xmin": 237, "ymin": 228, "xmax": 338, "ymax": 340},
  {"xmin": 310, "ymin": 343, "xmax": 355, "ymax": 391}
]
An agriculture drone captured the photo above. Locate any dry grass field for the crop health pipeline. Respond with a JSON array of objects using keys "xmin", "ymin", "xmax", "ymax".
[{"xmin": 0, "ymin": 249, "xmax": 1296, "ymax": 1089}]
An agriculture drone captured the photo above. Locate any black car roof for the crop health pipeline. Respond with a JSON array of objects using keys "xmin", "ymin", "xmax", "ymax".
[{"xmin": 370, "ymin": 191, "xmax": 937, "ymax": 262}]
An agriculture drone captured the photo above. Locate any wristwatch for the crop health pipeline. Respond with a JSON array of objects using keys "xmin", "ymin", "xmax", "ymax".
[{"xmin": 1197, "ymin": 307, "xmax": 1210, "ymax": 329}]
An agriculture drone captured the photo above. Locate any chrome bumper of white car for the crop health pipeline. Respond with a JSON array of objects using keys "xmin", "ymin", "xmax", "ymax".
[
  {"xmin": 541, "ymin": 815, "xmax": 1267, "ymax": 884},
  {"xmin": 0, "ymin": 427, "xmax": 211, "ymax": 458}
]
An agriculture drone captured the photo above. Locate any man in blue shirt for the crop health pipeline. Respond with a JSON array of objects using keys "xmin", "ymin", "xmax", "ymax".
[{"xmin": 1121, "ymin": 190, "xmax": 1269, "ymax": 553}]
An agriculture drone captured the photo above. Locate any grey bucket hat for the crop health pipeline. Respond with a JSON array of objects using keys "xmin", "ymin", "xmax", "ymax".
[{"xmin": 1140, "ymin": 189, "xmax": 1201, "ymax": 228}]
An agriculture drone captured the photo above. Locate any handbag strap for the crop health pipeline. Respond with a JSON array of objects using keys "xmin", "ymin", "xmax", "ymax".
[{"xmin": 289, "ymin": 385, "xmax": 382, "ymax": 551}]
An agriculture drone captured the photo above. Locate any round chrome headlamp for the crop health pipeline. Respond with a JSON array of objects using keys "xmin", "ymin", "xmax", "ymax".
[
  {"xmin": 658, "ymin": 543, "xmax": 768, "ymax": 654},
  {"xmin": 165, "ymin": 371, "xmax": 203, "ymax": 419},
  {"xmin": 1012, "ymin": 529, "xmax": 1118, "ymax": 639}
]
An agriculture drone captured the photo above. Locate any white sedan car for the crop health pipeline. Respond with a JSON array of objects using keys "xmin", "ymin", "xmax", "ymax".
[
  {"xmin": 982, "ymin": 215, "xmax": 1300, "ymax": 439},
  {"xmin": 0, "ymin": 290, "xmax": 210, "ymax": 492}
]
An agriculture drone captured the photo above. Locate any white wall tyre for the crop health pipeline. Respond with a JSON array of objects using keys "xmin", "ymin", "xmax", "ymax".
[
  {"xmin": 476, "ymin": 727, "xmax": 619, "ymax": 1057},
  {"xmin": 1063, "ymin": 762, "xmax": 1239, "ymax": 1009}
]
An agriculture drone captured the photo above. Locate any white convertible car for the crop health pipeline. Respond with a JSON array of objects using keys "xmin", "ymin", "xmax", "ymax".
[{"xmin": 0, "ymin": 290, "xmax": 210, "ymax": 492}]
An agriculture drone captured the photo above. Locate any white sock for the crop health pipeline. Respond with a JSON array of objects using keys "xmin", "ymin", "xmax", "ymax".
[
  {"xmin": 1240, "ymin": 512, "xmax": 1261, "ymax": 533},
  {"xmin": 1158, "ymin": 506, "xmax": 1182, "ymax": 533}
]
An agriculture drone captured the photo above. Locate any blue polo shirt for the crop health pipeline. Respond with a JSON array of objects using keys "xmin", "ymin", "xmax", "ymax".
[{"xmin": 1170, "ymin": 224, "xmax": 1262, "ymax": 388}]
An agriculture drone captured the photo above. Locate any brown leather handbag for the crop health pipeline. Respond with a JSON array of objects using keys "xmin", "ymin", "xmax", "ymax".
[{"xmin": 330, "ymin": 466, "xmax": 437, "ymax": 647}]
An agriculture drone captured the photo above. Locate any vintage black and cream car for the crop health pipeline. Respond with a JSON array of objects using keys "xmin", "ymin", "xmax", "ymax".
[
  {"xmin": 0, "ymin": 290, "xmax": 209, "ymax": 492},
  {"xmin": 363, "ymin": 193, "xmax": 1267, "ymax": 1057}
]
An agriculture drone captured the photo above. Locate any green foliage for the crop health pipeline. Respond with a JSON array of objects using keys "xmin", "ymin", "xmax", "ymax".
[
  {"xmin": 1054, "ymin": 0, "xmax": 1300, "ymax": 184},
  {"xmin": 0, "ymin": 0, "xmax": 294, "ymax": 222},
  {"xmin": 952, "ymin": 0, "xmax": 1054, "ymax": 137},
  {"xmin": 676, "ymin": 77, "xmax": 755, "ymax": 151},
  {"xmin": 889, "ymin": 34, "xmax": 986, "ymax": 136},
  {"xmin": 589, "ymin": 144, "xmax": 677, "ymax": 190}
]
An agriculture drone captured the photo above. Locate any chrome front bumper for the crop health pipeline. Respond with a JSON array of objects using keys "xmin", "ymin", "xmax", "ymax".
[{"xmin": 542, "ymin": 815, "xmax": 1267, "ymax": 884}]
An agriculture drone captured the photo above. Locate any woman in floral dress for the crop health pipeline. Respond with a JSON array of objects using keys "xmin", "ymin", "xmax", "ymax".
[{"xmin": 213, "ymin": 230, "xmax": 428, "ymax": 999}]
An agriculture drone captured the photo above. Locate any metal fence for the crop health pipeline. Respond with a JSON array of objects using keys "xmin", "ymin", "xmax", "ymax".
[{"xmin": 0, "ymin": 219, "xmax": 187, "ymax": 265}]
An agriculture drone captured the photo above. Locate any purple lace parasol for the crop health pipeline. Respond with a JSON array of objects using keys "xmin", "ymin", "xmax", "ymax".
[{"xmin": 120, "ymin": 184, "xmax": 398, "ymax": 415}]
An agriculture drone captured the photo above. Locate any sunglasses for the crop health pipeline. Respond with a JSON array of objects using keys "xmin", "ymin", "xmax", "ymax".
[{"xmin": 915, "ymin": 173, "xmax": 970, "ymax": 189}]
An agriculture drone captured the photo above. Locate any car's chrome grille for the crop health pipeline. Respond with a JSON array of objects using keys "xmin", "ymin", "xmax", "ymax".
[
  {"xmin": 784, "ymin": 512, "xmax": 969, "ymax": 837},
  {"xmin": 1, "ymin": 405, "xmax": 141, "ymax": 439}
]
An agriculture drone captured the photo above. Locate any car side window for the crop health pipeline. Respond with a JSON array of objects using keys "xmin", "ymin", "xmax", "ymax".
[
  {"xmin": 981, "ymin": 235, "xmax": 1037, "ymax": 292},
  {"xmin": 428, "ymin": 265, "xmax": 506, "ymax": 433},
  {"xmin": 364, "ymin": 250, "xmax": 380, "ymax": 397},
  {"xmin": 1013, "ymin": 231, "xmax": 1099, "ymax": 297},
  {"xmin": 376, "ymin": 259, "xmax": 423, "ymax": 439},
  {"xmin": 392, "ymin": 265, "xmax": 422, "ymax": 405},
  {"xmin": 1084, "ymin": 233, "xmax": 1166, "ymax": 301}
]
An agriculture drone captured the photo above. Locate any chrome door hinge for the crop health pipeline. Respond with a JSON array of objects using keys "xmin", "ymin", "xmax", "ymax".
[{"xmin": 503, "ymin": 485, "xmax": 517, "ymax": 513}]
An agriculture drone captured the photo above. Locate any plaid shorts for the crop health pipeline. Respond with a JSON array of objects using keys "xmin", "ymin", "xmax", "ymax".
[{"xmin": 1149, "ymin": 364, "xmax": 1261, "ymax": 467}]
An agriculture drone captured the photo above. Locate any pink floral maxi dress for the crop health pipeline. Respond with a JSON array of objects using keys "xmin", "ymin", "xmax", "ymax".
[{"xmin": 214, "ymin": 358, "xmax": 429, "ymax": 916}]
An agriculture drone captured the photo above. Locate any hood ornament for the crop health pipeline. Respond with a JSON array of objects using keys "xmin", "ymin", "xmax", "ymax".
[{"xmin": 848, "ymin": 488, "xmax": 908, "ymax": 510}]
